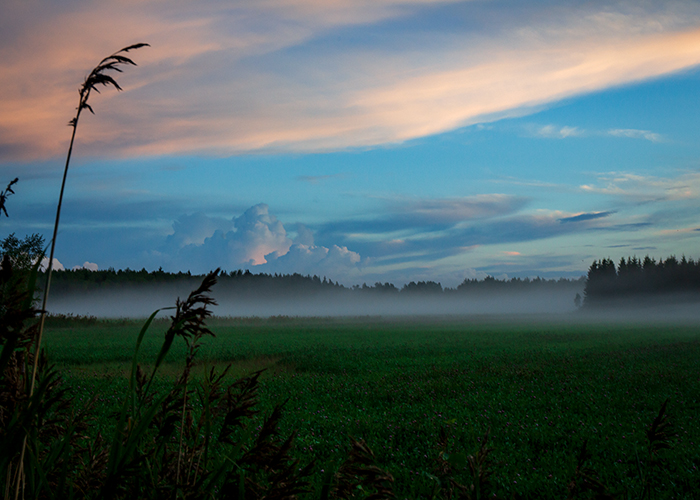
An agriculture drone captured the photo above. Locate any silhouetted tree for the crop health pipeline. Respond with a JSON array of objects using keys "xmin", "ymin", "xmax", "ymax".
[
  {"xmin": 583, "ymin": 254, "xmax": 700, "ymax": 307},
  {"xmin": 401, "ymin": 281, "xmax": 443, "ymax": 294},
  {"xmin": 583, "ymin": 258, "xmax": 617, "ymax": 307},
  {"xmin": 0, "ymin": 233, "xmax": 45, "ymax": 273}
]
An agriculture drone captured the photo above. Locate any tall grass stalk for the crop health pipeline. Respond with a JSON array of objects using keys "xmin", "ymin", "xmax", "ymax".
[
  {"xmin": 17, "ymin": 43, "xmax": 148, "ymax": 500},
  {"xmin": 34, "ymin": 42, "xmax": 149, "ymax": 394}
]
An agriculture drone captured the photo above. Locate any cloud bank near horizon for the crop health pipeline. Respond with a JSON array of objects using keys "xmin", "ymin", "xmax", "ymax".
[
  {"xmin": 3, "ymin": 1, "xmax": 700, "ymax": 162},
  {"xmin": 6, "ymin": 163, "xmax": 699, "ymax": 287},
  {"xmin": 144, "ymin": 192, "xmax": 631, "ymax": 285}
]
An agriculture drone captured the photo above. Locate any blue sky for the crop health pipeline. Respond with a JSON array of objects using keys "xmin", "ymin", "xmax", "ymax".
[{"xmin": 2, "ymin": 1, "xmax": 700, "ymax": 286}]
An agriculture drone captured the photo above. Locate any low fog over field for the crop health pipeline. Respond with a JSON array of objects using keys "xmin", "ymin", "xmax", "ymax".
[
  {"xmin": 43, "ymin": 267, "xmax": 700, "ymax": 321},
  {"xmin": 47, "ymin": 286, "xmax": 582, "ymax": 318},
  {"xmin": 46, "ymin": 289, "xmax": 700, "ymax": 324}
]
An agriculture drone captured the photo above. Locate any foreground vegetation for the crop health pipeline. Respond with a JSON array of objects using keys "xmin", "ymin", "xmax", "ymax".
[{"xmin": 42, "ymin": 310, "xmax": 700, "ymax": 498}]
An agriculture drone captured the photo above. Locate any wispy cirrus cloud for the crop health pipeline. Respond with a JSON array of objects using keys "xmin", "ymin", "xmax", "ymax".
[
  {"xmin": 529, "ymin": 125, "xmax": 584, "ymax": 139},
  {"xmin": 390, "ymin": 194, "xmax": 529, "ymax": 225},
  {"xmin": 523, "ymin": 124, "xmax": 664, "ymax": 142},
  {"xmin": 607, "ymin": 128, "xmax": 663, "ymax": 142},
  {"xmin": 314, "ymin": 193, "xmax": 622, "ymax": 265},
  {"xmin": 488, "ymin": 175, "xmax": 569, "ymax": 191},
  {"xmin": 658, "ymin": 226, "xmax": 700, "ymax": 235},
  {"xmin": 347, "ymin": 210, "xmax": 616, "ymax": 264},
  {"xmin": 318, "ymin": 194, "xmax": 529, "ymax": 238},
  {"xmin": 2, "ymin": 1, "xmax": 700, "ymax": 160},
  {"xmin": 296, "ymin": 174, "xmax": 345, "ymax": 184},
  {"xmin": 580, "ymin": 170, "xmax": 700, "ymax": 201}
]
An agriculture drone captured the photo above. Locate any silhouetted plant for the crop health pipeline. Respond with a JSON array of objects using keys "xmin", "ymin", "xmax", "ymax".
[
  {"xmin": 566, "ymin": 440, "xmax": 617, "ymax": 500},
  {"xmin": 329, "ymin": 438, "xmax": 395, "ymax": 500},
  {"xmin": 636, "ymin": 399, "xmax": 673, "ymax": 500},
  {"xmin": 35, "ymin": 42, "xmax": 150, "ymax": 401},
  {"xmin": 0, "ymin": 179, "xmax": 18, "ymax": 218},
  {"xmin": 7, "ymin": 43, "xmax": 149, "ymax": 499},
  {"xmin": 0, "ymin": 181, "xmax": 95, "ymax": 500},
  {"xmin": 0, "ymin": 233, "xmax": 45, "ymax": 276},
  {"xmin": 433, "ymin": 427, "xmax": 500, "ymax": 500},
  {"xmin": 2, "ymin": 267, "xmax": 314, "ymax": 499}
]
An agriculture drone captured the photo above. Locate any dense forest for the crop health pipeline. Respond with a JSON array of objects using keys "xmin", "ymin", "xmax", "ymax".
[
  {"xmin": 584, "ymin": 255, "xmax": 700, "ymax": 307},
  {"xmin": 44, "ymin": 266, "xmax": 585, "ymax": 298}
]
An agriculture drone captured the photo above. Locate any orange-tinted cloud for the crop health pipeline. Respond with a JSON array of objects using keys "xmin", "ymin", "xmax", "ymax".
[{"xmin": 2, "ymin": 1, "xmax": 700, "ymax": 161}]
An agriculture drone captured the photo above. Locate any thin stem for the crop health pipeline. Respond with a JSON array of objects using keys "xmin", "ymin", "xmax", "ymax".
[
  {"xmin": 11, "ymin": 43, "xmax": 146, "ymax": 499},
  {"xmin": 10, "ymin": 454, "xmax": 24, "ymax": 500},
  {"xmin": 15, "ymin": 111, "xmax": 80, "ymax": 500},
  {"xmin": 33, "ymin": 115, "xmax": 80, "ymax": 394},
  {"xmin": 176, "ymin": 376, "xmax": 188, "ymax": 497},
  {"xmin": 4, "ymin": 466, "xmax": 9, "ymax": 500}
]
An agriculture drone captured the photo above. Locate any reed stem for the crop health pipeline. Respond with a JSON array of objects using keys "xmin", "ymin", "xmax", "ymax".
[{"xmin": 13, "ymin": 43, "xmax": 147, "ymax": 499}]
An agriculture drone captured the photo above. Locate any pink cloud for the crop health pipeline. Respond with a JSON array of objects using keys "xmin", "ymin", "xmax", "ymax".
[{"xmin": 3, "ymin": 2, "xmax": 700, "ymax": 161}]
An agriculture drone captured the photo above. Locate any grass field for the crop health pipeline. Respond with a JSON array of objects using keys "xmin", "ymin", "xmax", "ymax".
[{"xmin": 43, "ymin": 315, "xmax": 700, "ymax": 498}]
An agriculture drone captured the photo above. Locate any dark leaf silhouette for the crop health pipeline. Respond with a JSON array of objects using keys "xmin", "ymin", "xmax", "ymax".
[{"xmin": 0, "ymin": 178, "xmax": 18, "ymax": 218}]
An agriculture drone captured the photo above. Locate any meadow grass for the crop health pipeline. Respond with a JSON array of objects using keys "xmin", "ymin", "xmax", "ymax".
[{"xmin": 44, "ymin": 315, "xmax": 700, "ymax": 498}]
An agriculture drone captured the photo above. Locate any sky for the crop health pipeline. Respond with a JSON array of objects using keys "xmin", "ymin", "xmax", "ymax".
[{"xmin": 2, "ymin": 0, "xmax": 700, "ymax": 287}]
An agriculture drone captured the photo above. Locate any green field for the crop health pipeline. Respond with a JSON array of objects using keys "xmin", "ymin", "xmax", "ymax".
[{"xmin": 44, "ymin": 315, "xmax": 700, "ymax": 498}]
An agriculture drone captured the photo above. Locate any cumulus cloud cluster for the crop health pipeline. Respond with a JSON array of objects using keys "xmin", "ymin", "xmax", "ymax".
[
  {"xmin": 157, "ymin": 204, "xmax": 364, "ymax": 280},
  {"xmin": 263, "ymin": 243, "xmax": 362, "ymax": 278},
  {"xmin": 38, "ymin": 258, "xmax": 97, "ymax": 272},
  {"xmin": 39, "ymin": 257, "xmax": 64, "ymax": 272},
  {"xmin": 72, "ymin": 261, "xmax": 99, "ymax": 271},
  {"xmin": 3, "ymin": 1, "xmax": 700, "ymax": 161},
  {"xmin": 161, "ymin": 204, "xmax": 290, "ymax": 269}
]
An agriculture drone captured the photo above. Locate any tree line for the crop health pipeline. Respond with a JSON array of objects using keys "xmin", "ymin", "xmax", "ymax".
[
  {"xmin": 1, "ymin": 231, "xmax": 584, "ymax": 299},
  {"xmin": 45, "ymin": 266, "xmax": 584, "ymax": 297},
  {"xmin": 583, "ymin": 255, "xmax": 700, "ymax": 307}
]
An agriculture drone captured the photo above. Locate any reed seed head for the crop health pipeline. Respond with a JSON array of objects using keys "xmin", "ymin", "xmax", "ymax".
[{"xmin": 71, "ymin": 43, "xmax": 150, "ymax": 127}]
